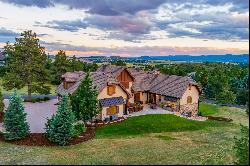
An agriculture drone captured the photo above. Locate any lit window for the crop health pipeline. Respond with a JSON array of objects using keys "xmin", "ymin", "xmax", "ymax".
[
  {"xmin": 107, "ymin": 85, "xmax": 116, "ymax": 95},
  {"xmin": 187, "ymin": 96, "xmax": 192, "ymax": 104}
]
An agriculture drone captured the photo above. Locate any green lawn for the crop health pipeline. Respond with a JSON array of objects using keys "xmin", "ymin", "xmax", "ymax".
[
  {"xmin": 96, "ymin": 114, "xmax": 230, "ymax": 138},
  {"xmin": 199, "ymin": 102, "xmax": 219, "ymax": 116},
  {"xmin": 0, "ymin": 79, "xmax": 57, "ymax": 96},
  {"xmin": 0, "ymin": 104, "xmax": 248, "ymax": 165}
]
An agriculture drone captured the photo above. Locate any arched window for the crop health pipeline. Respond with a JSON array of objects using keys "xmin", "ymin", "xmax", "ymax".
[{"xmin": 187, "ymin": 96, "xmax": 192, "ymax": 104}]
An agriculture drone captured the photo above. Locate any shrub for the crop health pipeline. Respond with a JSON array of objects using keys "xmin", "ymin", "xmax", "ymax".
[
  {"xmin": 45, "ymin": 95, "xmax": 75, "ymax": 146},
  {"xmin": 72, "ymin": 122, "xmax": 86, "ymax": 137},
  {"xmin": 43, "ymin": 97, "xmax": 50, "ymax": 101},
  {"xmin": 234, "ymin": 125, "xmax": 249, "ymax": 165},
  {"xmin": 3, "ymin": 91, "xmax": 30, "ymax": 140}
]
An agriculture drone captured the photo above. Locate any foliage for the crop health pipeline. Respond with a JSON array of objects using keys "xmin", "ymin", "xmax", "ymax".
[
  {"xmin": 45, "ymin": 95, "xmax": 75, "ymax": 146},
  {"xmin": 50, "ymin": 52, "xmax": 98, "ymax": 85},
  {"xmin": 82, "ymin": 62, "xmax": 98, "ymax": 72},
  {"xmin": 111, "ymin": 60, "xmax": 126, "ymax": 66},
  {"xmin": 70, "ymin": 73, "xmax": 99, "ymax": 121},
  {"xmin": 234, "ymin": 125, "xmax": 249, "ymax": 165},
  {"xmin": 0, "ymin": 88, "xmax": 4, "ymax": 112},
  {"xmin": 72, "ymin": 122, "xmax": 86, "ymax": 137},
  {"xmin": 24, "ymin": 96, "xmax": 50, "ymax": 103},
  {"xmin": 2, "ymin": 30, "xmax": 51, "ymax": 101},
  {"xmin": 69, "ymin": 55, "xmax": 84, "ymax": 72},
  {"xmin": 3, "ymin": 91, "xmax": 30, "ymax": 140},
  {"xmin": 50, "ymin": 50, "xmax": 70, "ymax": 85}
]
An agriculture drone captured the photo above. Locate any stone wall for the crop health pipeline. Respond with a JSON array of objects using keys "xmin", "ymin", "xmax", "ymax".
[{"xmin": 179, "ymin": 103, "xmax": 198, "ymax": 116}]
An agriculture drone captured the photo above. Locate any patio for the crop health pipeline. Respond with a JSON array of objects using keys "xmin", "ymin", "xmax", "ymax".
[{"xmin": 127, "ymin": 104, "xmax": 207, "ymax": 121}]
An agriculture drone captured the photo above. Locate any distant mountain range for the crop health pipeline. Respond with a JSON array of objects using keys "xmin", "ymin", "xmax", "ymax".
[
  {"xmin": 136, "ymin": 54, "xmax": 249, "ymax": 63},
  {"xmin": 46, "ymin": 54, "xmax": 249, "ymax": 63}
]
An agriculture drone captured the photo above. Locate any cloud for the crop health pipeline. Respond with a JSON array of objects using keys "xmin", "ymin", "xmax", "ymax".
[
  {"xmin": 1, "ymin": 0, "xmax": 53, "ymax": 8},
  {"xmin": 154, "ymin": 3, "xmax": 249, "ymax": 41},
  {"xmin": 0, "ymin": 27, "xmax": 18, "ymax": 42},
  {"xmin": 41, "ymin": 41, "xmax": 248, "ymax": 56},
  {"xmin": 36, "ymin": 20, "xmax": 88, "ymax": 32}
]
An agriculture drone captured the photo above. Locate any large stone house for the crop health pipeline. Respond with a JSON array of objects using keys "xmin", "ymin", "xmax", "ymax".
[{"xmin": 57, "ymin": 65, "xmax": 201, "ymax": 121}]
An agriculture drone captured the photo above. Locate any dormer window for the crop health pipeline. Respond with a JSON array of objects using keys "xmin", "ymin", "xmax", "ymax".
[{"xmin": 107, "ymin": 85, "xmax": 116, "ymax": 96}]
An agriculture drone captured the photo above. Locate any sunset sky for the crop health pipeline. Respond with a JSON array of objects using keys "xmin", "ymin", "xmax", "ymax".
[{"xmin": 0, "ymin": 0, "xmax": 249, "ymax": 56}]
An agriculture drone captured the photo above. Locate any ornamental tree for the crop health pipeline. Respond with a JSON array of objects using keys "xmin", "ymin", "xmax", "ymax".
[
  {"xmin": 3, "ymin": 91, "xmax": 30, "ymax": 140},
  {"xmin": 3, "ymin": 30, "xmax": 51, "ymax": 101},
  {"xmin": 70, "ymin": 73, "xmax": 99, "ymax": 121},
  {"xmin": 45, "ymin": 95, "xmax": 75, "ymax": 146}
]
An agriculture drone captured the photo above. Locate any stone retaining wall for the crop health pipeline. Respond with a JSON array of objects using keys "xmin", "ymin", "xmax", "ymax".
[{"xmin": 180, "ymin": 103, "xmax": 198, "ymax": 116}]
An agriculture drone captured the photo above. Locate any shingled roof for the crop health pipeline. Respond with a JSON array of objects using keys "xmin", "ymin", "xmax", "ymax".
[
  {"xmin": 127, "ymin": 68, "xmax": 201, "ymax": 99},
  {"xmin": 57, "ymin": 71, "xmax": 129, "ymax": 96},
  {"xmin": 96, "ymin": 64, "xmax": 135, "ymax": 80},
  {"xmin": 57, "ymin": 65, "xmax": 201, "ymax": 100}
]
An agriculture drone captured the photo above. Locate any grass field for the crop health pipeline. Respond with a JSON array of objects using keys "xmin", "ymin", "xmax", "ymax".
[
  {"xmin": 0, "ymin": 79, "xmax": 57, "ymax": 96},
  {"xmin": 0, "ymin": 103, "xmax": 248, "ymax": 164},
  {"xmin": 199, "ymin": 103, "xmax": 219, "ymax": 116}
]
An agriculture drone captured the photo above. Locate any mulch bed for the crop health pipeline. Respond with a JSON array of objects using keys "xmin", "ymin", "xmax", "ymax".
[
  {"xmin": 207, "ymin": 116, "xmax": 233, "ymax": 122},
  {"xmin": 0, "ymin": 112, "xmax": 4, "ymax": 123},
  {"xmin": 89, "ymin": 117, "xmax": 127, "ymax": 127},
  {"xmin": 0, "ymin": 126, "xmax": 96, "ymax": 146}
]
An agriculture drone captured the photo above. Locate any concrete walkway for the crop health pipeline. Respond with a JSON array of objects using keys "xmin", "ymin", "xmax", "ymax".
[
  {"xmin": 128, "ymin": 105, "xmax": 174, "ymax": 117},
  {"xmin": 2, "ymin": 99, "xmax": 58, "ymax": 133}
]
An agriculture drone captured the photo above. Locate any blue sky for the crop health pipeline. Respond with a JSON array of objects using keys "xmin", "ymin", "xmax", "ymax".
[{"xmin": 0, "ymin": 0, "xmax": 249, "ymax": 56}]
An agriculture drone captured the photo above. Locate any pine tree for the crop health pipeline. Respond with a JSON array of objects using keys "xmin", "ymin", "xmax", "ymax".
[
  {"xmin": 3, "ymin": 91, "xmax": 30, "ymax": 140},
  {"xmin": 0, "ymin": 88, "xmax": 4, "ymax": 113},
  {"xmin": 45, "ymin": 95, "xmax": 75, "ymax": 146},
  {"xmin": 71, "ymin": 73, "xmax": 99, "ymax": 121},
  {"xmin": 3, "ymin": 30, "xmax": 51, "ymax": 101},
  {"xmin": 51, "ymin": 50, "xmax": 70, "ymax": 85}
]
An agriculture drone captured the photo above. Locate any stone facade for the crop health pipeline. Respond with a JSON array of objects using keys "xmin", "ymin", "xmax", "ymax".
[{"xmin": 179, "ymin": 103, "xmax": 198, "ymax": 116}]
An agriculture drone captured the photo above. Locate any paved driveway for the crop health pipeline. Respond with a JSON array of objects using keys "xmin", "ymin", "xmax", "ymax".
[{"xmin": 2, "ymin": 99, "xmax": 58, "ymax": 133}]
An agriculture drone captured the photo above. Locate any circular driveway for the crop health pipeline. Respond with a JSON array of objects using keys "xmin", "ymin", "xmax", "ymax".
[{"xmin": 3, "ymin": 99, "xmax": 58, "ymax": 133}]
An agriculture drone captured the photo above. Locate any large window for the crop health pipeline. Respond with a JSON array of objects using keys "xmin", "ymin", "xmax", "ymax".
[
  {"xmin": 106, "ymin": 106, "xmax": 119, "ymax": 115},
  {"xmin": 187, "ymin": 96, "xmax": 192, "ymax": 104}
]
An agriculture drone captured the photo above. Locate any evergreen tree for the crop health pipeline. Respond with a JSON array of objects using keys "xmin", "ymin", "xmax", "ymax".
[
  {"xmin": 71, "ymin": 73, "xmax": 99, "ymax": 121},
  {"xmin": 0, "ymin": 88, "xmax": 4, "ymax": 113},
  {"xmin": 51, "ymin": 50, "xmax": 70, "ymax": 85},
  {"xmin": 234, "ymin": 125, "xmax": 249, "ymax": 165},
  {"xmin": 45, "ymin": 95, "xmax": 75, "ymax": 145},
  {"xmin": 3, "ymin": 30, "xmax": 51, "ymax": 101},
  {"xmin": 3, "ymin": 91, "xmax": 30, "ymax": 140}
]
